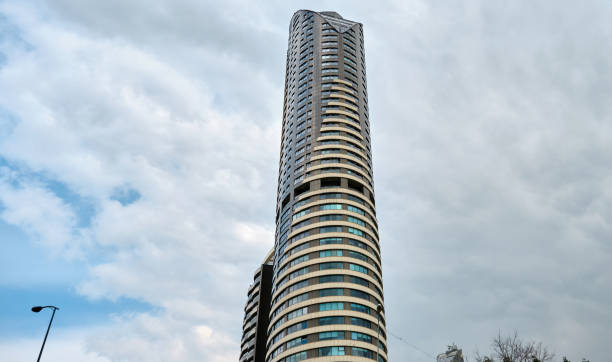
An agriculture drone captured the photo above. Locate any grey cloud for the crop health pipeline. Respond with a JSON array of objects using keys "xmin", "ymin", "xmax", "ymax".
[
  {"xmin": 370, "ymin": 1, "xmax": 612, "ymax": 360},
  {"xmin": 1, "ymin": 0, "xmax": 611, "ymax": 361}
]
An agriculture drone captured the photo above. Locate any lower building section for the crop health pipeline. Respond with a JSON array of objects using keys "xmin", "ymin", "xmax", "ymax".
[{"xmin": 240, "ymin": 251, "xmax": 274, "ymax": 362}]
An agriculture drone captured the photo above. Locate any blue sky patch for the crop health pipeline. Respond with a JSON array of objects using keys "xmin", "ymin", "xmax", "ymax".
[
  {"xmin": 110, "ymin": 187, "xmax": 141, "ymax": 206},
  {"xmin": 0, "ymin": 285, "xmax": 154, "ymax": 339}
]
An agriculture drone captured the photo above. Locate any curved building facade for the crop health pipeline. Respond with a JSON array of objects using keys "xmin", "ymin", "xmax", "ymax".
[{"xmin": 266, "ymin": 10, "xmax": 387, "ymax": 362}]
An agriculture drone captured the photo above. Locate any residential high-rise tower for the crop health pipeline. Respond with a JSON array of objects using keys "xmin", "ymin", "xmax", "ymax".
[{"xmin": 241, "ymin": 10, "xmax": 387, "ymax": 362}]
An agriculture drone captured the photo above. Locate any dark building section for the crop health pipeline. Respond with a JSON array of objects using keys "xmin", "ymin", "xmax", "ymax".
[{"xmin": 240, "ymin": 251, "xmax": 274, "ymax": 362}]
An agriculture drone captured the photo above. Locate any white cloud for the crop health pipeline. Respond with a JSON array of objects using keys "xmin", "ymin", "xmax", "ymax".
[
  {"xmin": 0, "ymin": 329, "xmax": 110, "ymax": 362},
  {"xmin": 0, "ymin": 169, "xmax": 90, "ymax": 258}
]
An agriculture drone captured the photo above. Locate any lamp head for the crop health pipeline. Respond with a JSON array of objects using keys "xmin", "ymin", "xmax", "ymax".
[{"xmin": 31, "ymin": 306, "xmax": 43, "ymax": 313}]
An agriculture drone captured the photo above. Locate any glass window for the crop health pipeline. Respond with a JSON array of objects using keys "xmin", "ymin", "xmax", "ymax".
[
  {"xmin": 348, "ymin": 227, "xmax": 364, "ymax": 237},
  {"xmin": 349, "ymin": 275, "xmax": 369, "ymax": 287},
  {"xmin": 352, "ymin": 347, "xmax": 373, "ymax": 358},
  {"xmin": 320, "ymin": 226, "xmax": 342, "ymax": 233},
  {"xmin": 319, "ymin": 302, "xmax": 344, "ymax": 311},
  {"xmin": 320, "ymin": 214, "xmax": 343, "ymax": 222},
  {"xmin": 321, "ymin": 149, "xmax": 340, "ymax": 154},
  {"xmin": 319, "ymin": 346, "xmax": 345, "ymax": 356},
  {"xmin": 319, "ymin": 316, "xmax": 344, "ymax": 325},
  {"xmin": 351, "ymin": 317, "xmax": 371, "ymax": 328},
  {"xmin": 319, "ymin": 288, "xmax": 343, "ymax": 297},
  {"xmin": 287, "ymin": 306, "xmax": 308, "ymax": 320},
  {"xmin": 320, "ymin": 204, "xmax": 343, "ymax": 210},
  {"xmin": 319, "ymin": 331, "xmax": 345, "ymax": 340},
  {"xmin": 320, "ymin": 262, "xmax": 344, "ymax": 270},
  {"xmin": 350, "ymin": 303, "xmax": 370, "ymax": 314},
  {"xmin": 320, "ymin": 237, "xmax": 342, "ymax": 245},
  {"xmin": 348, "ymin": 238, "xmax": 367, "ymax": 249},
  {"xmin": 350, "ymin": 263, "xmax": 368, "ymax": 274},
  {"xmin": 288, "ymin": 279, "xmax": 309, "ymax": 293},
  {"xmin": 288, "ymin": 292, "xmax": 309, "ymax": 306},
  {"xmin": 350, "ymin": 289, "xmax": 370, "ymax": 300},
  {"xmin": 289, "ymin": 254, "xmax": 309, "ymax": 267},
  {"xmin": 286, "ymin": 336, "xmax": 307, "ymax": 349},
  {"xmin": 293, "ymin": 198, "xmax": 310, "ymax": 210},
  {"xmin": 286, "ymin": 351, "xmax": 308, "ymax": 362},
  {"xmin": 286, "ymin": 321, "xmax": 308, "ymax": 334},
  {"xmin": 320, "ymin": 193, "xmax": 342, "ymax": 199},
  {"xmin": 293, "ymin": 219, "xmax": 309, "ymax": 229},
  {"xmin": 320, "ymin": 275, "xmax": 343, "ymax": 283},
  {"xmin": 349, "ymin": 250, "xmax": 368, "ymax": 261},
  {"xmin": 320, "ymin": 250, "xmax": 343, "ymax": 257},
  {"xmin": 351, "ymin": 332, "xmax": 372, "ymax": 342},
  {"xmin": 348, "ymin": 216, "xmax": 365, "ymax": 226},
  {"xmin": 347, "ymin": 205, "xmax": 365, "ymax": 215}
]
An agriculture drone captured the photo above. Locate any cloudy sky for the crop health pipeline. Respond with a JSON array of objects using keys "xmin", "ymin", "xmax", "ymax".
[{"xmin": 1, "ymin": 0, "xmax": 610, "ymax": 361}]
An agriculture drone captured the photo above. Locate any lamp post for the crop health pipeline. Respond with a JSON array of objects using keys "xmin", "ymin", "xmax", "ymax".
[
  {"xmin": 375, "ymin": 303, "xmax": 384, "ymax": 362},
  {"xmin": 31, "ymin": 305, "xmax": 59, "ymax": 362}
]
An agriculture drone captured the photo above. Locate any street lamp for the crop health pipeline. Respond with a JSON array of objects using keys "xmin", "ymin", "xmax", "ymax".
[
  {"xmin": 31, "ymin": 305, "xmax": 59, "ymax": 362},
  {"xmin": 375, "ymin": 303, "xmax": 384, "ymax": 362}
]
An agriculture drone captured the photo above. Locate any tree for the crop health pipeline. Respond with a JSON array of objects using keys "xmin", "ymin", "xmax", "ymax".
[{"xmin": 474, "ymin": 331, "xmax": 554, "ymax": 362}]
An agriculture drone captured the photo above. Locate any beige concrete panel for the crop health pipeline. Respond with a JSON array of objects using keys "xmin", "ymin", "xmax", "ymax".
[
  {"xmin": 294, "ymin": 187, "xmax": 375, "ymax": 211},
  {"xmin": 275, "ymin": 247, "xmax": 383, "ymax": 288},
  {"xmin": 271, "ymin": 338, "xmax": 387, "ymax": 362},
  {"xmin": 267, "ymin": 324, "xmax": 380, "ymax": 354},
  {"xmin": 286, "ymin": 220, "xmax": 378, "ymax": 246},
  {"xmin": 328, "ymin": 93, "xmax": 359, "ymax": 104},
  {"xmin": 275, "ymin": 356, "xmax": 380, "ymax": 362},
  {"xmin": 333, "ymin": 78, "xmax": 357, "ymax": 87},
  {"xmin": 316, "ymin": 136, "xmax": 367, "ymax": 152},
  {"xmin": 322, "ymin": 109, "xmax": 360, "ymax": 122},
  {"xmin": 318, "ymin": 126, "xmax": 364, "ymax": 140},
  {"xmin": 248, "ymin": 285, "xmax": 260, "ymax": 296},
  {"xmin": 267, "ymin": 310, "xmax": 387, "ymax": 351},
  {"xmin": 326, "ymin": 100, "xmax": 359, "ymax": 113},
  {"xmin": 311, "ymin": 150, "xmax": 371, "ymax": 172},
  {"xmin": 330, "ymin": 85, "xmax": 358, "ymax": 95},
  {"xmin": 309, "ymin": 154, "xmax": 372, "ymax": 175},
  {"xmin": 292, "ymin": 199, "xmax": 376, "ymax": 223},
  {"xmin": 269, "ymin": 294, "xmax": 382, "ymax": 328},
  {"xmin": 272, "ymin": 266, "xmax": 384, "ymax": 304},
  {"xmin": 270, "ymin": 280, "xmax": 383, "ymax": 318},
  {"xmin": 276, "ymin": 242, "xmax": 381, "ymax": 278},
  {"xmin": 321, "ymin": 117, "xmax": 362, "ymax": 130},
  {"xmin": 272, "ymin": 268, "xmax": 383, "ymax": 307},
  {"xmin": 274, "ymin": 255, "xmax": 382, "ymax": 290},
  {"xmin": 306, "ymin": 163, "xmax": 373, "ymax": 185},
  {"xmin": 280, "ymin": 232, "xmax": 380, "ymax": 263},
  {"xmin": 290, "ymin": 209, "xmax": 377, "ymax": 235},
  {"xmin": 271, "ymin": 267, "xmax": 384, "ymax": 303},
  {"xmin": 313, "ymin": 144, "xmax": 370, "ymax": 163}
]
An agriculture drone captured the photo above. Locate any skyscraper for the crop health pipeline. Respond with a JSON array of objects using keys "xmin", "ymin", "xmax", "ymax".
[{"xmin": 241, "ymin": 9, "xmax": 387, "ymax": 362}]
